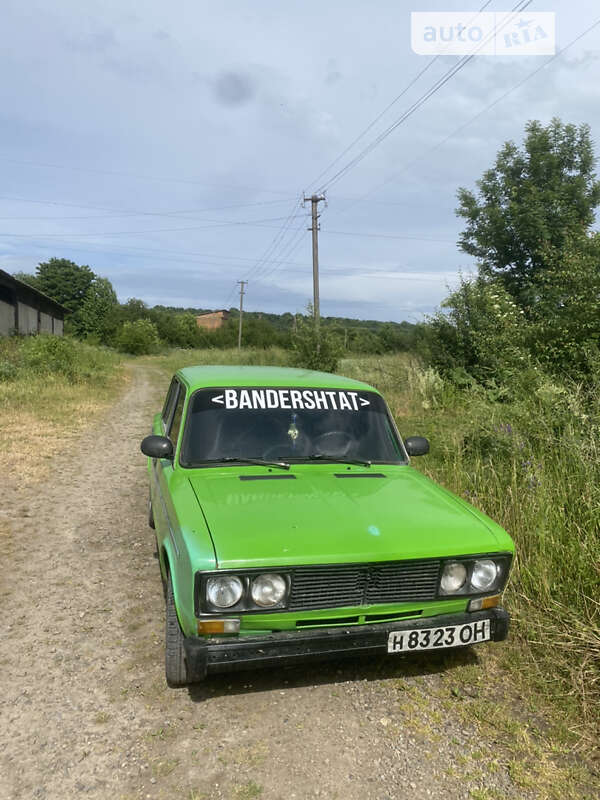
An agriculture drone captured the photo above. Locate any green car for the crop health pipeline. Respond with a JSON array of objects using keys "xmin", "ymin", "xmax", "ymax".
[{"xmin": 141, "ymin": 366, "xmax": 514, "ymax": 686}]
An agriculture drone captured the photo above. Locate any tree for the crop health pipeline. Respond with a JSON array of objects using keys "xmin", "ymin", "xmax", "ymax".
[
  {"xmin": 13, "ymin": 272, "xmax": 41, "ymax": 291},
  {"xmin": 456, "ymin": 118, "xmax": 600, "ymax": 303},
  {"xmin": 76, "ymin": 276, "xmax": 119, "ymax": 342},
  {"xmin": 116, "ymin": 319, "xmax": 161, "ymax": 355},
  {"xmin": 527, "ymin": 234, "xmax": 600, "ymax": 377},
  {"xmin": 116, "ymin": 298, "xmax": 149, "ymax": 323},
  {"xmin": 35, "ymin": 258, "xmax": 96, "ymax": 314}
]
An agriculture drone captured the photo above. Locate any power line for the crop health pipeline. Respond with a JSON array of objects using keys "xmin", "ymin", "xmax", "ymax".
[
  {"xmin": 304, "ymin": 0, "xmax": 495, "ymax": 195},
  {"xmin": 0, "ymin": 196, "xmax": 295, "ymax": 221},
  {"xmin": 0, "ymin": 223, "xmax": 455, "ymax": 246},
  {"xmin": 0, "ymin": 223, "xmax": 453, "ymax": 245},
  {"xmin": 0, "ymin": 215, "xmax": 297, "ymax": 238},
  {"xmin": 335, "ymin": 12, "xmax": 600, "ymax": 213},
  {"xmin": 316, "ymin": 0, "xmax": 533, "ymax": 193},
  {"xmin": 253, "ymin": 227, "xmax": 307, "ymax": 282},
  {"xmin": 222, "ymin": 281, "xmax": 239, "ymax": 309},
  {"xmin": 217, "ymin": 196, "xmax": 305, "ymax": 305},
  {"xmin": 240, "ymin": 198, "xmax": 306, "ymax": 283},
  {"xmin": 325, "ymin": 229, "xmax": 453, "ymax": 243},
  {"xmin": 3, "ymin": 236, "xmax": 454, "ymax": 278},
  {"xmin": 0, "ymin": 157, "xmax": 292, "ymax": 195}
]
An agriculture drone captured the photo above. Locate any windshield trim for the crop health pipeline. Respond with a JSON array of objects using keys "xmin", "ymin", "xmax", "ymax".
[{"xmin": 178, "ymin": 385, "xmax": 409, "ymax": 470}]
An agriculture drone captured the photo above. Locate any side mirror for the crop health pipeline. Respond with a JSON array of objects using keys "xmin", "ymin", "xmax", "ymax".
[
  {"xmin": 141, "ymin": 435, "xmax": 174, "ymax": 460},
  {"xmin": 404, "ymin": 436, "xmax": 430, "ymax": 457}
]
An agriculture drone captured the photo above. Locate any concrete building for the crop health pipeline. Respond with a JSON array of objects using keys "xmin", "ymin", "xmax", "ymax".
[
  {"xmin": 0, "ymin": 270, "xmax": 68, "ymax": 336},
  {"xmin": 196, "ymin": 310, "xmax": 230, "ymax": 331}
]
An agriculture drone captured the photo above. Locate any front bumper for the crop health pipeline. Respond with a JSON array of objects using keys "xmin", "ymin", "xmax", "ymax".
[{"xmin": 182, "ymin": 608, "xmax": 509, "ymax": 681}]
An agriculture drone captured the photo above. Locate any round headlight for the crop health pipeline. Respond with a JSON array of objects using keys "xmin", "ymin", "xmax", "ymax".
[
  {"xmin": 206, "ymin": 575, "xmax": 243, "ymax": 608},
  {"xmin": 251, "ymin": 573, "xmax": 287, "ymax": 607},
  {"xmin": 471, "ymin": 559, "xmax": 498, "ymax": 591},
  {"xmin": 440, "ymin": 562, "xmax": 467, "ymax": 593}
]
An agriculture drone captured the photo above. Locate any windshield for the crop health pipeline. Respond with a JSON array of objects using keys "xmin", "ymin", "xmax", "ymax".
[{"xmin": 180, "ymin": 387, "xmax": 406, "ymax": 467}]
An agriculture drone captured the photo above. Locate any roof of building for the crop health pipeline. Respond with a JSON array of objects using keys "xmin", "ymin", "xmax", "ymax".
[
  {"xmin": 175, "ymin": 365, "xmax": 378, "ymax": 393},
  {"xmin": 0, "ymin": 270, "xmax": 70, "ymax": 315},
  {"xmin": 196, "ymin": 309, "xmax": 230, "ymax": 317}
]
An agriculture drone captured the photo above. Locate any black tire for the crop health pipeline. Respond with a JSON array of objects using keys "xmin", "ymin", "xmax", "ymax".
[
  {"xmin": 148, "ymin": 497, "xmax": 155, "ymax": 529},
  {"xmin": 165, "ymin": 575, "xmax": 189, "ymax": 687}
]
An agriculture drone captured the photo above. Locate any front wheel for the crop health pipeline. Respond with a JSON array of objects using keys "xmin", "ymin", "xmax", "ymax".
[{"xmin": 165, "ymin": 575, "xmax": 189, "ymax": 687}]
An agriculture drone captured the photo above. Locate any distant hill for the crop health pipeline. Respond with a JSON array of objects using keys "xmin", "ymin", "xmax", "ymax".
[{"xmin": 153, "ymin": 305, "xmax": 415, "ymax": 335}]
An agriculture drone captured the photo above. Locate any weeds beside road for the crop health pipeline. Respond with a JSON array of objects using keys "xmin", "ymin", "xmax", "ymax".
[
  {"xmin": 341, "ymin": 354, "xmax": 600, "ymax": 754},
  {"xmin": 0, "ymin": 335, "xmax": 122, "ymax": 486}
]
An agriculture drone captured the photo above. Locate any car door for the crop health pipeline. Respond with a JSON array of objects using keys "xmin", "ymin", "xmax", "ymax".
[{"xmin": 153, "ymin": 379, "xmax": 186, "ymax": 564}]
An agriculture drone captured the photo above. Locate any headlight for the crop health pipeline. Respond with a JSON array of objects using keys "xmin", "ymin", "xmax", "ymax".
[
  {"xmin": 206, "ymin": 575, "xmax": 243, "ymax": 608},
  {"xmin": 471, "ymin": 559, "xmax": 498, "ymax": 591},
  {"xmin": 440, "ymin": 562, "xmax": 467, "ymax": 594},
  {"xmin": 438, "ymin": 555, "xmax": 512, "ymax": 596},
  {"xmin": 251, "ymin": 573, "xmax": 287, "ymax": 607}
]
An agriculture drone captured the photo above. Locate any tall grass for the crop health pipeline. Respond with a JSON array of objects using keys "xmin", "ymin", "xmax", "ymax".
[
  {"xmin": 342, "ymin": 354, "xmax": 600, "ymax": 730},
  {"xmin": 138, "ymin": 346, "xmax": 290, "ymax": 377},
  {"xmin": 0, "ymin": 335, "xmax": 122, "ymax": 483}
]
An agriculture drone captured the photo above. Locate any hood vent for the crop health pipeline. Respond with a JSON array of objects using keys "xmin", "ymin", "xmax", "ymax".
[
  {"xmin": 334, "ymin": 472, "xmax": 386, "ymax": 479},
  {"xmin": 239, "ymin": 474, "xmax": 296, "ymax": 481}
]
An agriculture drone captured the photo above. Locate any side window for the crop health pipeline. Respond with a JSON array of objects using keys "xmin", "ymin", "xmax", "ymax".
[
  {"xmin": 161, "ymin": 379, "xmax": 178, "ymax": 431},
  {"xmin": 167, "ymin": 386, "xmax": 186, "ymax": 450}
]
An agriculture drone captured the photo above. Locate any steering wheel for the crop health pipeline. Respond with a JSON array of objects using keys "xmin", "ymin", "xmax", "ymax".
[
  {"xmin": 312, "ymin": 431, "xmax": 355, "ymax": 456},
  {"xmin": 227, "ymin": 420, "xmax": 288, "ymax": 458}
]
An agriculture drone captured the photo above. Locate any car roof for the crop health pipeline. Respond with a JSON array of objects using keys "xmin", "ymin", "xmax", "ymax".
[{"xmin": 175, "ymin": 365, "xmax": 380, "ymax": 394}]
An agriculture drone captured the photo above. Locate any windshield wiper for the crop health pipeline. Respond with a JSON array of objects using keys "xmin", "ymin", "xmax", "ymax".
[
  {"xmin": 219, "ymin": 456, "xmax": 290, "ymax": 470},
  {"xmin": 309, "ymin": 453, "xmax": 371, "ymax": 468}
]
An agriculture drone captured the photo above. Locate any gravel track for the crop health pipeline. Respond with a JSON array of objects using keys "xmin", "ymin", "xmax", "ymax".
[{"xmin": 1, "ymin": 364, "xmax": 545, "ymax": 800}]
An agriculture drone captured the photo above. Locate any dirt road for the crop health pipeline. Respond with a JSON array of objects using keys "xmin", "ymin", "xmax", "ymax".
[{"xmin": 0, "ymin": 364, "xmax": 582, "ymax": 800}]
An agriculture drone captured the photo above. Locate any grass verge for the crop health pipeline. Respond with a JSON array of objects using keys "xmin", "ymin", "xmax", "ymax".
[
  {"xmin": 0, "ymin": 335, "xmax": 123, "ymax": 486},
  {"xmin": 340, "ymin": 354, "xmax": 599, "ymax": 758}
]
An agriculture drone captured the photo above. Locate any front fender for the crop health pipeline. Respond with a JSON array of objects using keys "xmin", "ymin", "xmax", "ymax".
[{"xmin": 159, "ymin": 474, "xmax": 216, "ymax": 637}]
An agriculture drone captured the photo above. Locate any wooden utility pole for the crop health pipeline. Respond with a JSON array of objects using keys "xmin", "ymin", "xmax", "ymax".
[
  {"xmin": 237, "ymin": 280, "xmax": 247, "ymax": 349},
  {"xmin": 304, "ymin": 194, "xmax": 326, "ymax": 330}
]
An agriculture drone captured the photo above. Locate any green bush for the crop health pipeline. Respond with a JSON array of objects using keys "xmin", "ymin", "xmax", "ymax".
[
  {"xmin": 19, "ymin": 334, "xmax": 78, "ymax": 379},
  {"xmin": 115, "ymin": 319, "xmax": 161, "ymax": 355},
  {"xmin": 0, "ymin": 334, "xmax": 119, "ymax": 383},
  {"xmin": 426, "ymin": 277, "xmax": 529, "ymax": 385},
  {"xmin": 291, "ymin": 309, "xmax": 343, "ymax": 373}
]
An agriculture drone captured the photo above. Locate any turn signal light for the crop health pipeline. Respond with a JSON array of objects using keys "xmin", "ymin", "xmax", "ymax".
[
  {"xmin": 197, "ymin": 618, "xmax": 240, "ymax": 634},
  {"xmin": 468, "ymin": 595, "xmax": 501, "ymax": 612}
]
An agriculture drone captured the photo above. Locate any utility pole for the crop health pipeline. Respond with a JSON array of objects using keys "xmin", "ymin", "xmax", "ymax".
[
  {"xmin": 237, "ymin": 280, "xmax": 247, "ymax": 350},
  {"xmin": 303, "ymin": 194, "xmax": 326, "ymax": 330}
]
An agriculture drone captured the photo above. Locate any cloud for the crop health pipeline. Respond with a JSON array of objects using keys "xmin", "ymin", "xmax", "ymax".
[
  {"xmin": 213, "ymin": 71, "xmax": 256, "ymax": 107},
  {"xmin": 0, "ymin": 0, "xmax": 597, "ymax": 324}
]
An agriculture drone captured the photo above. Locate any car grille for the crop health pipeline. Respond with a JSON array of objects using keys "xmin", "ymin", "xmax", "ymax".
[{"xmin": 288, "ymin": 560, "xmax": 441, "ymax": 611}]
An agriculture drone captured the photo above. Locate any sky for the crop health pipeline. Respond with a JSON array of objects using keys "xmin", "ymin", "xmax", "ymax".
[{"xmin": 1, "ymin": 0, "xmax": 599, "ymax": 322}]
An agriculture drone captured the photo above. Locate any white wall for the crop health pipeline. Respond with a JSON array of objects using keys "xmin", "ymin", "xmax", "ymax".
[
  {"xmin": 0, "ymin": 299, "xmax": 15, "ymax": 335},
  {"xmin": 18, "ymin": 302, "xmax": 38, "ymax": 334},
  {"xmin": 53, "ymin": 317, "xmax": 64, "ymax": 336}
]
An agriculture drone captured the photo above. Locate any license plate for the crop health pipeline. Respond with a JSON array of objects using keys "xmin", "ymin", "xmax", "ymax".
[{"xmin": 387, "ymin": 620, "xmax": 490, "ymax": 653}]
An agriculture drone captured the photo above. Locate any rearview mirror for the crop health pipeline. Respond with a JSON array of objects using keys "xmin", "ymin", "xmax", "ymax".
[
  {"xmin": 404, "ymin": 436, "xmax": 430, "ymax": 456},
  {"xmin": 141, "ymin": 435, "xmax": 174, "ymax": 460}
]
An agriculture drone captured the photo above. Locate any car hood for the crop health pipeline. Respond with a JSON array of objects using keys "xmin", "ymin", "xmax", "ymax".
[{"xmin": 187, "ymin": 466, "xmax": 503, "ymax": 570}]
